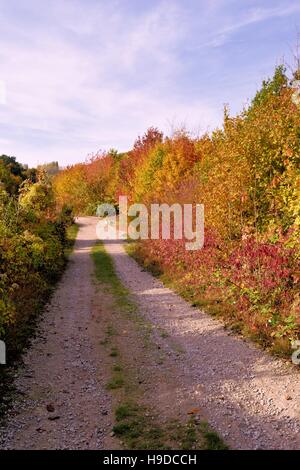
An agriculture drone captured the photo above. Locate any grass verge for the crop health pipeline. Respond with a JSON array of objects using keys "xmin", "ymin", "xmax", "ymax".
[
  {"xmin": 65, "ymin": 223, "xmax": 79, "ymax": 257},
  {"xmin": 125, "ymin": 242, "xmax": 297, "ymax": 359}
]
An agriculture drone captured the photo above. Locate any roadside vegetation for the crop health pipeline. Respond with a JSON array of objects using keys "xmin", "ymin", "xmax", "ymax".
[
  {"xmin": 0, "ymin": 156, "xmax": 75, "ymax": 363},
  {"xmin": 54, "ymin": 65, "xmax": 300, "ymax": 357}
]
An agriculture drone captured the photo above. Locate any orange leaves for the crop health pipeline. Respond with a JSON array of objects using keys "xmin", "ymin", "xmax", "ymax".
[
  {"xmin": 53, "ymin": 151, "xmax": 118, "ymax": 214},
  {"xmin": 52, "ymin": 64, "xmax": 300, "ymax": 353}
]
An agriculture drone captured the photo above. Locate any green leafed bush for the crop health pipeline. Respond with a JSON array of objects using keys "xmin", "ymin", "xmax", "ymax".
[{"xmin": 0, "ymin": 169, "xmax": 73, "ymax": 360}]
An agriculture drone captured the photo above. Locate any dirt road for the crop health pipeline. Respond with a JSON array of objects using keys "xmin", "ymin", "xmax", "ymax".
[{"xmin": 1, "ymin": 217, "xmax": 299, "ymax": 449}]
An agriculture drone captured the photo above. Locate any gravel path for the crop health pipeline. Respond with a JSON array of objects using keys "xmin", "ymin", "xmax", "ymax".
[
  {"xmin": 103, "ymin": 228, "xmax": 300, "ymax": 450},
  {"xmin": 1, "ymin": 217, "xmax": 299, "ymax": 450},
  {"xmin": 0, "ymin": 217, "xmax": 114, "ymax": 450}
]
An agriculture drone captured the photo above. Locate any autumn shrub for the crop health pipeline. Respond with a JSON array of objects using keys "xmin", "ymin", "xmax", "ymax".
[{"xmin": 54, "ymin": 65, "xmax": 300, "ymax": 355}]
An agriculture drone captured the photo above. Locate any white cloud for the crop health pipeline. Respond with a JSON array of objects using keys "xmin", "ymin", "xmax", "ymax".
[
  {"xmin": 196, "ymin": 1, "xmax": 300, "ymax": 50},
  {"xmin": 0, "ymin": 80, "xmax": 6, "ymax": 105},
  {"xmin": 1, "ymin": 0, "xmax": 217, "ymax": 166},
  {"xmin": 0, "ymin": 0, "xmax": 298, "ymax": 166}
]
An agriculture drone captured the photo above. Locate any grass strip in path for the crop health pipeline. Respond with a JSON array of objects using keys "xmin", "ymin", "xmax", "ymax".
[{"xmin": 92, "ymin": 242, "xmax": 227, "ymax": 451}]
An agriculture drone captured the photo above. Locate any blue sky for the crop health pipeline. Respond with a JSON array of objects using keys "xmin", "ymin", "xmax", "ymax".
[{"xmin": 0, "ymin": 0, "xmax": 300, "ymax": 167}]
